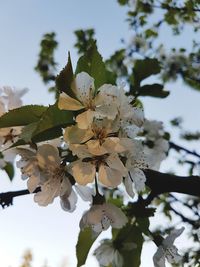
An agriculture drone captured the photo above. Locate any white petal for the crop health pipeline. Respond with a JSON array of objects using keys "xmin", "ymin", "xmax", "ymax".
[
  {"xmin": 76, "ymin": 109, "xmax": 95, "ymax": 129},
  {"xmin": 37, "ymin": 144, "xmax": 60, "ymax": 169},
  {"xmin": 72, "ymin": 72, "xmax": 95, "ymax": 103},
  {"xmin": 124, "ymin": 176, "xmax": 135, "ymax": 198},
  {"xmin": 98, "ymin": 164, "xmax": 122, "ymax": 188},
  {"xmin": 87, "ymin": 140, "xmax": 108, "ymax": 155},
  {"xmin": 165, "ymin": 246, "xmax": 182, "ymax": 264},
  {"xmin": 27, "ymin": 175, "xmax": 40, "ymax": 193},
  {"xmin": 105, "ymin": 203, "xmax": 128, "ymax": 229},
  {"xmin": 72, "ymin": 160, "xmax": 96, "ymax": 185},
  {"xmin": 64, "ymin": 125, "xmax": 93, "ymax": 144},
  {"xmin": 106, "ymin": 154, "xmax": 127, "ymax": 174},
  {"xmin": 163, "ymin": 227, "xmax": 185, "ymax": 247},
  {"xmin": 74, "ymin": 184, "xmax": 94, "ymax": 202},
  {"xmin": 60, "ymin": 189, "xmax": 77, "ymax": 212},
  {"xmin": 58, "ymin": 92, "xmax": 84, "ymax": 111},
  {"xmin": 153, "ymin": 246, "xmax": 166, "ymax": 267},
  {"xmin": 130, "ymin": 168, "xmax": 146, "ymax": 192}
]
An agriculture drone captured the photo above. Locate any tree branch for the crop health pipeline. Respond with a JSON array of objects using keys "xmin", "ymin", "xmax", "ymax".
[
  {"xmin": 0, "ymin": 188, "xmax": 40, "ymax": 209},
  {"xmin": 1, "ymin": 170, "xmax": 200, "ymax": 209},
  {"xmin": 144, "ymin": 169, "xmax": 200, "ymax": 198}
]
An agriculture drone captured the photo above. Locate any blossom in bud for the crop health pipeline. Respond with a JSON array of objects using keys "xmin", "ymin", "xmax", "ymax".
[
  {"xmin": 153, "ymin": 227, "xmax": 184, "ymax": 267},
  {"xmin": 80, "ymin": 203, "xmax": 128, "ymax": 233}
]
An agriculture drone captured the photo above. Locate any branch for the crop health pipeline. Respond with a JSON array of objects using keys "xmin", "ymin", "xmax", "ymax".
[
  {"xmin": 0, "ymin": 188, "xmax": 40, "ymax": 209},
  {"xmin": 1, "ymin": 170, "xmax": 200, "ymax": 209},
  {"xmin": 169, "ymin": 141, "xmax": 200, "ymax": 159},
  {"xmin": 144, "ymin": 169, "xmax": 200, "ymax": 198}
]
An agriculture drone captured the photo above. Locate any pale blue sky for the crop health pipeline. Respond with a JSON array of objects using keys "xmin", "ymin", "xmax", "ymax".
[{"xmin": 0, "ymin": 1, "xmax": 199, "ymax": 267}]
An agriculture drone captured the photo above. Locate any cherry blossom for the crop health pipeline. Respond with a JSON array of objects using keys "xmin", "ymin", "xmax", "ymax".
[
  {"xmin": 80, "ymin": 203, "xmax": 128, "ymax": 233},
  {"xmin": 94, "ymin": 240, "xmax": 124, "ymax": 267},
  {"xmin": 17, "ymin": 144, "xmax": 77, "ymax": 212},
  {"xmin": 153, "ymin": 227, "xmax": 184, "ymax": 267}
]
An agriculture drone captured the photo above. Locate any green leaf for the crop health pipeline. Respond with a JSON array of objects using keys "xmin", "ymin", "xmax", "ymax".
[
  {"xmin": 145, "ymin": 29, "xmax": 158, "ymax": 38},
  {"xmin": 138, "ymin": 84, "xmax": 169, "ymax": 98},
  {"xmin": 117, "ymin": 0, "xmax": 129, "ymax": 5},
  {"xmin": 76, "ymin": 228, "xmax": 99, "ymax": 267},
  {"xmin": 115, "ymin": 224, "xmax": 143, "ymax": 267},
  {"xmin": 0, "ymin": 105, "xmax": 47, "ymax": 128},
  {"xmin": 133, "ymin": 58, "xmax": 161, "ymax": 86},
  {"xmin": 20, "ymin": 122, "xmax": 38, "ymax": 143},
  {"xmin": 56, "ymin": 53, "xmax": 74, "ymax": 97},
  {"xmin": 32, "ymin": 102, "xmax": 74, "ymax": 138},
  {"xmin": 75, "ymin": 43, "xmax": 107, "ymax": 91},
  {"xmin": 136, "ymin": 217, "xmax": 150, "ymax": 236},
  {"xmin": 4, "ymin": 162, "xmax": 14, "ymax": 181}
]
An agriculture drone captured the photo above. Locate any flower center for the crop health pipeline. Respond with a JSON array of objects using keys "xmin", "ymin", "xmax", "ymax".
[{"xmin": 3, "ymin": 128, "xmax": 18, "ymax": 144}]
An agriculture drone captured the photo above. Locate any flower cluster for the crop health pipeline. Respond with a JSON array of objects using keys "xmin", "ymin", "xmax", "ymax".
[
  {"xmin": 58, "ymin": 72, "xmax": 148, "ymax": 196},
  {"xmin": 9, "ymin": 72, "xmax": 169, "ymax": 235},
  {"xmin": 0, "ymin": 86, "xmax": 27, "ymax": 168}
]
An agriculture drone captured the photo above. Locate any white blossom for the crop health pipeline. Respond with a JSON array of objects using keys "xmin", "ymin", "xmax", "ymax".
[
  {"xmin": 124, "ymin": 141, "xmax": 148, "ymax": 197},
  {"xmin": 70, "ymin": 148, "xmax": 127, "ymax": 188},
  {"xmin": 0, "ymin": 86, "xmax": 27, "ymax": 152},
  {"xmin": 17, "ymin": 144, "xmax": 77, "ymax": 212},
  {"xmin": 80, "ymin": 203, "xmax": 128, "ymax": 233},
  {"xmin": 153, "ymin": 227, "xmax": 184, "ymax": 267},
  {"xmin": 0, "ymin": 86, "xmax": 28, "ymax": 110},
  {"xmin": 94, "ymin": 240, "xmax": 124, "ymax": 267},
  {"xmin": 142, "ymin": 119, "xmax": 169, "ymax": 170}
]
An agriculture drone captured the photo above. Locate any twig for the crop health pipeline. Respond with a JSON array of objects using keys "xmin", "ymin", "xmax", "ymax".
[
  {"xmin": 0, "ymin": 188, "xmax": 40, "ymax": 209},
  {"xmin": 169, "ymin": 141, "xmax": 200, "ymax": 159}
]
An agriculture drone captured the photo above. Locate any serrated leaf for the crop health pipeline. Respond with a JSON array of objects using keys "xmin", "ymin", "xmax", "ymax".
[
  {"xmin": 133, "ymin": 58, "xmax": 161, "ymax": 86},
  {"xmin": 10, "ymin": 126, "xmax": 63, "ymax": 148},
  {"xmin": 0, "ymin": 105, "xmax": 47, "ymax": 128},
  {"xmin": 4, "ymin": 162, "xmax": 14, "ymax": 181},
  {"xmin": 76, "ymin": 227, "xmax": 99, "ymax": 267},
  {"xmin": 75, "ymin": 43, "xmax": 107, "ymax": 91},
  {"xmin": 139, "ymin": 84, "xmax": 169, "ymax": 98},
  {"xmin": 56, "ymin": 53, "xmax": 74, "ymax": 97},
  {"xmin": 32, "ymin": 102, "xmax": 74, "ymax": 138}
]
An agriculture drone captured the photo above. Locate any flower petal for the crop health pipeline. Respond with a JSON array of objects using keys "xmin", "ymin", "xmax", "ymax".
[
  {"xmin": 72, "ymin": 72, "xmax": 95, "ymax": 103},
  {"xmin": 76, "ymin": 109, "xmax": 95, "ymax": 129},
  {"xmin": 72, "ymin": 160, "xmax": 96, "ymax": 185},
  {"xmin": 60, "ymin": 189, "xmax": 77, "ymax": 212},
  {"xmin": 64, "ymin": 125, "xmax": 93, "ymax": 144},
  {"xmin": 98, "ymin": 164, "xmax": 122, "ymax": 188},
  {"xmin": 58, "ymin": 92, "xmax": 84, "ymax": 110}
]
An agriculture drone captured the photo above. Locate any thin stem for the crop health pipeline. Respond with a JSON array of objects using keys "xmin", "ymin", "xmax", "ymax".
[{"xmin": 169, "ymin": 141, "xmax": 200, "ymax": 159}]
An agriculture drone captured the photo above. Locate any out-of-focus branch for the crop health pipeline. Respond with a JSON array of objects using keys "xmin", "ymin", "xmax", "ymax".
[{"xmin": 169, "ymin": 141, "xmax": 200, "ymax": 159}]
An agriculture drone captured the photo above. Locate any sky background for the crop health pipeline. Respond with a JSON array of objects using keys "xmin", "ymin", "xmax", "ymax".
[{"xmin": 0, "ymin": 0, "xmax": 200, "ymax": 266}]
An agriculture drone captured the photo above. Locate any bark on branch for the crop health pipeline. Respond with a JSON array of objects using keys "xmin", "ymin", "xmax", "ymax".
[
  {"xmin": 144, "ymin": 169, "xmax": 200, "ymax": 197},
  {"xmin": 0, "ymin": 170, "xmax": 200, "ymax": 209}
]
